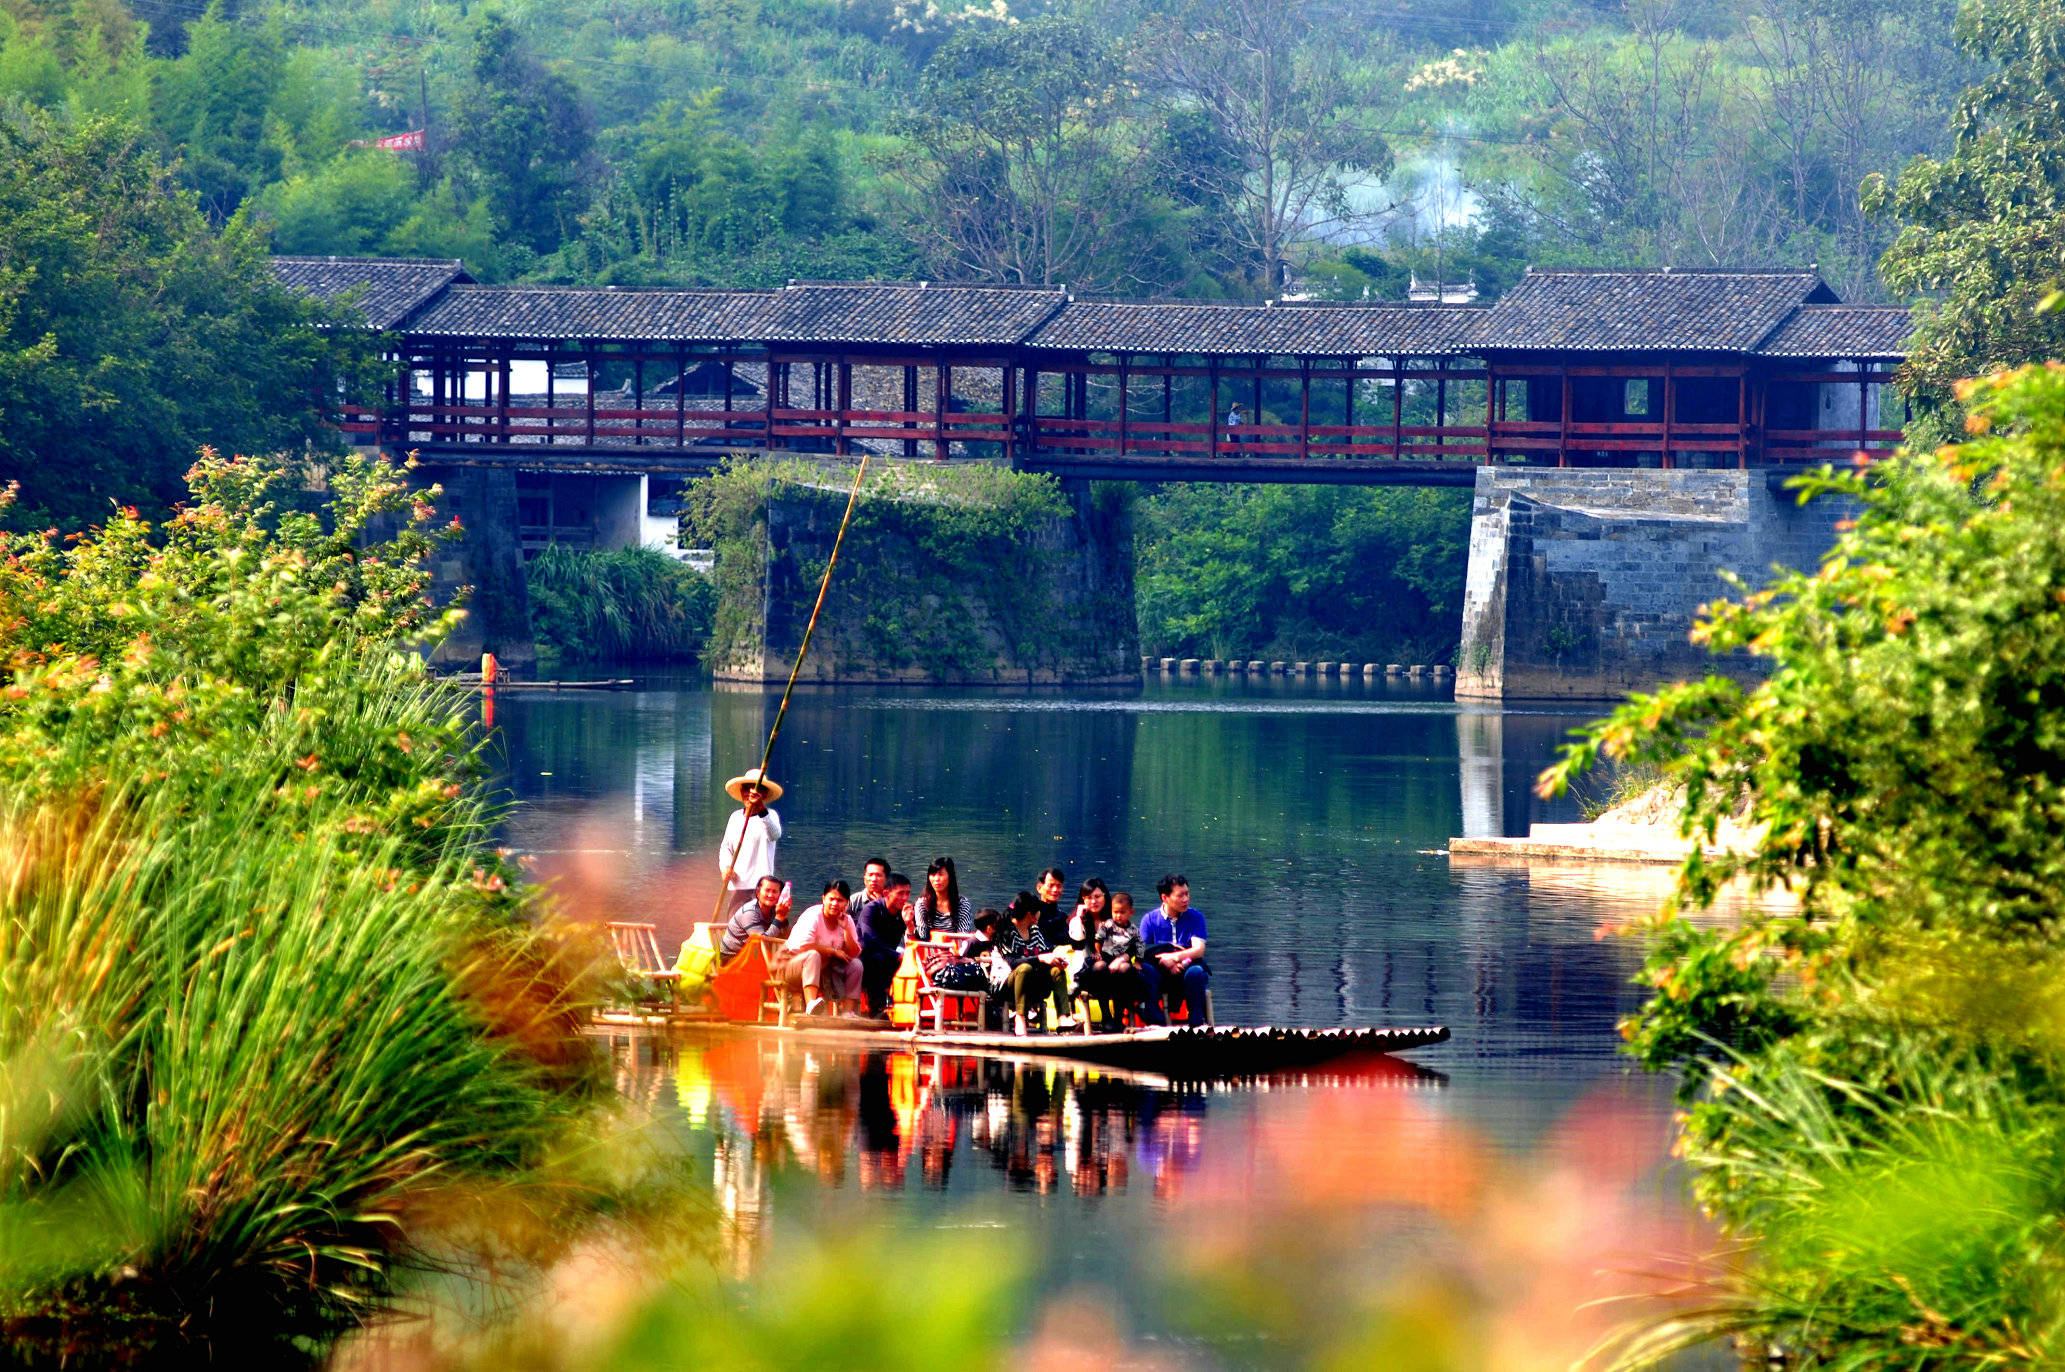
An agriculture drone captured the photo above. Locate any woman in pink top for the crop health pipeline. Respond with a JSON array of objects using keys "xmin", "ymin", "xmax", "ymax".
[{"xmin": 783, "ymin": 879, "xmax": 863, "ymax": 1014}]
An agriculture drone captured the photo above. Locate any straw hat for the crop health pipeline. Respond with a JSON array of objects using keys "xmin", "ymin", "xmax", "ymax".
[{"xmin": 724, "ymin": 768, "xmax": 784, "ymax": 803}]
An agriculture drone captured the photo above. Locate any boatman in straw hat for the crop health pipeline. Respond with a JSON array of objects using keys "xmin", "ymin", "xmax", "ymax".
[{"xmin": 719, "ymin": 768, "xmax": 784, "ymax": 915}]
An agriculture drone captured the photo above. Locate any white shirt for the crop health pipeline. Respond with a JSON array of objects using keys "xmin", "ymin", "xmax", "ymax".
[
  {"xmin": 785, "ymin": 902, "xmax": 857, "ymax": 956},
  {"xmin": 719, "ymin": 808, "xmax": 782, "ymax": 890}
]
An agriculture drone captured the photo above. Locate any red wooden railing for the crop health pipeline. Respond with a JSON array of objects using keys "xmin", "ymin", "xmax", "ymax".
[{"xmin": 337, "ymin": 403, "xmax": 1904, "ymax": 469}]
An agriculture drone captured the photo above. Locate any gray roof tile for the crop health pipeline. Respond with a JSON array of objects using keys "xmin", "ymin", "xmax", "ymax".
[
  {"xmin": 755, "ymin": 283, "xmax": 1066, "ymax": 346},
  {"xmin": 1026, "ymin": 300, "xmax": 1486, "ymax": 356},
  {"xmin": 270, "ymin": 257, "xmax": 1910, "ymax": 360},
  {"xmin": 405, "ymin": 285, "xmax": 783, "ymax": 340},
  {"xmin": 1756, "ymin": 305, "xmax": 1911, "ymax": 359},
  {"xmin": 1475, "ymin": 268, "xmax": 1838, "ymax": 353},
  {"xmin": 270, "ymin": 256, "xmax": 471, "ymax": 330}
]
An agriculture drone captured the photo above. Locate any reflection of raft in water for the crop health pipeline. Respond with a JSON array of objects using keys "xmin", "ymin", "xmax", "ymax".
[{"xmin": 598, "ymin": 922, "xmax": 1449, "ymax": 1078}]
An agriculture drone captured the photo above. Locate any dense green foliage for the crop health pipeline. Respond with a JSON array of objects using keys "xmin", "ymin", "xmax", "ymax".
[
  {"xmin": 1136, "ymin": 484, "xmax": 1467, "ymax": 663},
  {"xmin": 1868, "ymin": 0, "xmax": 2065, "ymax": 405},
  {"xmin": 0, "ymin": 451, "xmax": 600, "ymax": 1354},
  {"xmin": 0, "ymin": 111, "xmax": 378, "ymax": 529},
  {"xmin": 1542, "ymin": 361, "xmax": 2065, "ymax": 1365},
  {"xmin": 525, "ymin": 543, "xmax": 716, "ymax": 672},
  {"xmin": 0, "ymin": 0, "xmax": 1977, "ymax": 299},
  {"xmin": 686, "ymin": 457, "xmax": 1078, "ymax": 680}
]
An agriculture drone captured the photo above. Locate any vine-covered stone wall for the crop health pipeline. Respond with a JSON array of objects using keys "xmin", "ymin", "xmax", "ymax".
[{"xmin": 690, "ymin": 459, "xmax": 1137, "ymax": 684}]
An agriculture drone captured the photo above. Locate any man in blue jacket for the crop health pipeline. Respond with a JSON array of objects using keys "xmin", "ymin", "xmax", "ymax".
[{"xmin": 1138, "ymin": 874, "xmax": 1210, "ymax": 1023}]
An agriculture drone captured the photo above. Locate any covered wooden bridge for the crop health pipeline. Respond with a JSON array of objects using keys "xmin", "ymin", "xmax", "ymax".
[{"xmin": 278, "ymin": 256, "xmax": 1909, "ymax": 487}]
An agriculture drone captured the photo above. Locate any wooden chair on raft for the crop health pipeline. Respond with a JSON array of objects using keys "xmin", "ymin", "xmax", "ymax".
[{"xmin": 606, "ymin": 922, "xmax": 680, "ymax": 1011}]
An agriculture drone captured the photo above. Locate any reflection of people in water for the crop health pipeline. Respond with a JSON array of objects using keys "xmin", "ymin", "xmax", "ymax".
[
  {"xmin": 695, "ymin": 1042, "xmax": 1207, "ymax": 1207},
  {"xmin": 1136, "ymin": 1094, "xmax": 1208, "ymax": 1200},
  {"xmin": 855, "ymin": 1053, "xmax": 904, "ymax": 1191}
]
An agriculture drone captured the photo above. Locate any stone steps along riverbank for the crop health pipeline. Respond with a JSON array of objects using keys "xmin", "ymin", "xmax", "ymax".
[{"xmin": 1142, "ymin": 656, "xmax": 1453, "ymax": 681}]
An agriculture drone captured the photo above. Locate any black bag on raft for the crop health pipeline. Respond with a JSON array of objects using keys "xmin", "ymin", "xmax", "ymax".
[{"xmin": 932, "ymin": 959, "xmax": 990, "ymax": 993}]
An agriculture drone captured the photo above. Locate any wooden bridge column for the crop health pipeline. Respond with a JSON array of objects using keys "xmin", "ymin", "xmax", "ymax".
[
  {"xmin": 543, "ymin": 342, "xmax": 556, "ymax": 446},
  {"xmin": 584, "ymin": 345, "xmax": 597, "ymax": 446},
  {"xmin": 1117, "ymin": 356, "xmax": 1130, "ymax": 457},
  {"xmin": 903, "ymin": 364, "xmax": 919, "ymax": 457},
  {"xmin": 1001, "ymin": 362, "xmax": 1017, "ymax": 465},
  {"xmin": 1020, "ymin": 364, "xmax": 1037, "ymax": 459},
  {"xmin": 934, "ymin": 361, "xmax": 950, "ymax": 461},
  {"xmin": 835, "ymin": 360, "xmax": 852, "ymax": 455},
  {"xmin": 1857, "ymin": 363, "xmax": 1868, "ymax": 455},
  {"xmin": 1392, "ymin": 356, "xmax": 1404, "ymax": 459},
  {"xmin": 1435, "ymin": 360, "xmax": 1447, "ymax": 460},
  {"xmin": 1250, "ymin": 357, "xmax": 1263, "ymax": 429},
  {"xmin": 431, "ymin": 345, "xmax": 446, "ymax": 445},
  {"xmin": 1558, "ymin": 369, "xmax": 1572, "ymax": 467},
  {"xmin": 674, "ymin": 344, "xmax": 687, "ymax": 449},
  {"xmin": 1660, "ymin": 363, "xmax": 1674, "ymax": 468},
  {"xmin": 1298, "ymin": 359, "xmax": 1311, "ymax": 461},
  {"xmin": 764, "ymin": 358, "xmax": 779, "ymax": 451},
  {"xmin": 1208, "ymin": 358, "xmax": 1221, "ymax": 458},
  {"xmin": 1161, "ymin": 356, "xmax": 1172, "ymax": 432},
  {"xmin": 633, "ymin": 356, "xmax": 645, "ymax": 447},
  {"xmin": 497, "ymin": 347, "xmax": 511, "ymax": 444}
]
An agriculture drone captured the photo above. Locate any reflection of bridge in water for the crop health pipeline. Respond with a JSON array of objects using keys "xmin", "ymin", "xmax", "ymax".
[{"xmin": 281, "ymin": 256, "xmax": 1907, "ymax": 487}]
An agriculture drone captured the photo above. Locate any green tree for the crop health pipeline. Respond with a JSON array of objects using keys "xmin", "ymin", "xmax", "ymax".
[
  {"xmin": 1135, "ymin": 484, "xmax": 1467, "ymax": 661},
  {"xmin": 449, "ymin": 11, "xmax": 594, "ymax": 254},
  {"xmin": 0, "ymin": 113, "xmax": 378, "ymax": 528},
  {"xmin": 1866, "ymin": 0, "xmax": 2065, "ymax": 402},
  {"xmin": 147, "ymin": 2, "xmax": 287, "ymax": 218},
  {"xmin": 888, "ymin": 15, "xmax": 1189, "ymax": 294},
  {"xmin": 1147, "ymin": 0, "xmax": 1393, "ymax": 298}
]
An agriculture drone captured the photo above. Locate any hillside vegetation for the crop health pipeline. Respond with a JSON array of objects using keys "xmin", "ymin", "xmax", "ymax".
[{"xmin": 0, "ymin": 0, "xmax": 1974, "ymax": 302}]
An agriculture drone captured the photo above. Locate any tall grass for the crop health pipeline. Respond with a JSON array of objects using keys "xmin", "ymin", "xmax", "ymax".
[
  {"xmin": 525, "ymin": 545, "xmax": 715, "ymax": 669},
  {"xmin": 0, "ymin": 452, "xmax": 609, "ymax": 1356},
  {"xmin": 0, "ymin": 671, "xmax": 600, "ymax": 1348},
  {"xmin": 1598, "ymin": 1037, "xmax": 2065, "ymax": 1368}
]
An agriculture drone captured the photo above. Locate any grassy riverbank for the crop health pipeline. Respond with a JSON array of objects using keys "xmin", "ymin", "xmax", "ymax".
[{"xmin": 0, "ymin": 453, "xmax": 606, "ymax": 1361}]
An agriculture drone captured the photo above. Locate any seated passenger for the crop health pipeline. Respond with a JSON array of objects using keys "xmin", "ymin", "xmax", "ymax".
[
  {"xmin": 783, "ymin": 879, "xmax": 863, "ymax": 1015},
  {"xmin": 1000, "ymin": 891, "xmax": 1070, "ymax": 1036},
  {"xmin": 1033, "ymin": 867, "xmax": 1070, "ymax": 947},
  {"xmin": 720, "ymin": 874, "xmax": 792, "ymax": 960},
  {"xmin": 1082, "ymin": 890, "xmax": 1166, "ymax": 1028},
  {"xmin": 1069, "ymin": 878, "xmax": 1109, "ymax": 947},
  {"xmin": 856, "ymin": 871, "xmax": 912, "ymax": 1016},
  {"xmin": 913, "ymin": 856, "xmax": 974, "ymax": 939},
  {"xmin": 1139, "ymin": 874, "xmax": 1210, "ymax": 1023},
  {"xmin": 963, "ymin": 907, "xmax": 1004, "ymax": 959}
]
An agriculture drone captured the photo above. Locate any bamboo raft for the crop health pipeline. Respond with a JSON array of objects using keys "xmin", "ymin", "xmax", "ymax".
[
  {"xmin": 600, "ymin": 924, "xmax": 1448, "ymax": 1078},
  {"xmin": 590, "ymin": 1010, "xmax": 1449, "ymax": 1076}
]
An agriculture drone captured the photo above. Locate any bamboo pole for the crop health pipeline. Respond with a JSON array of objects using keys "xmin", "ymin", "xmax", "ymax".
[{"xmin": 709, "ymin": 454, "xmax": 873, "ymax": 924}]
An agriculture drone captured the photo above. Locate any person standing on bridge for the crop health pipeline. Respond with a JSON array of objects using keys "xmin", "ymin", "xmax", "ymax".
[
  {"xmin": 718, "ymin": 768, "xmax": 784, "ymax": 914},
  {"xmin": 1224, "ymin": 401, "xmax": 1245, "ymax": 444}
]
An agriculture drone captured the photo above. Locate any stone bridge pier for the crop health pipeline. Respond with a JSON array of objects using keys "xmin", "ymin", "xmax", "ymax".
[{"xmin": 1453, "ymin": 468, "xmax": 1853, "ymax": 702}]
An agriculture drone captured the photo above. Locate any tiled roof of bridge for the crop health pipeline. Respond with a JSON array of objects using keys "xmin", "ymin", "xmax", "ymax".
[
  {"xmin": 1475, "ymin": 268, "xmax": 1839, "ymax": 353},
  {"xmin": 1756, "ymin": 304, "xmax": 1912, "ymax": 359},
  {"xmin": 405, "ymin": 284, "xmax": 784, "ymax": 340},
  {"xmin": 755, "ymin": 282, "xmax": 1068, "ymax": 345},
  {"xmin": 271, "ymin": 255, "xmax": 471, "ymax": 330},
  {"xmin": 396, "ymin": 280, "xmax": 1068, "ymax": 345},
  {"xmin": 1025, "ymin": 299, "xmax": 1487, "ymax": 356},
  {"xmin": 268, "ymin": 257, "xmax": 1909, "ymax": 359}
]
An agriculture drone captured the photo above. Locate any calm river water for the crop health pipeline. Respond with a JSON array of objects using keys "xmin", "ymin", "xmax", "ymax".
[{"xmin": 377, "ymin": 676, "xmax": 1728, "ymax": 1366}]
